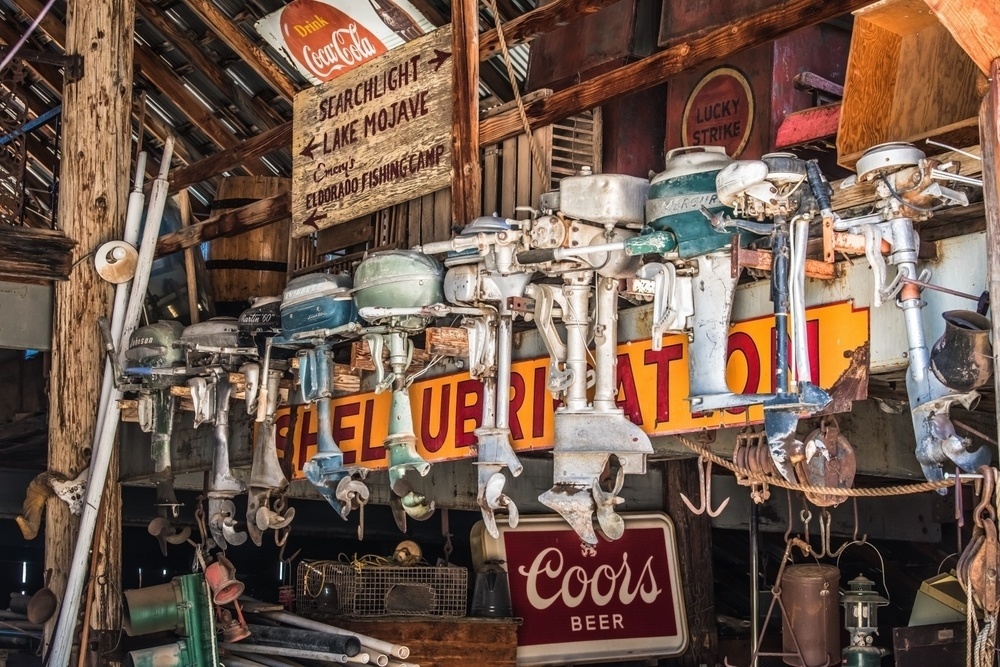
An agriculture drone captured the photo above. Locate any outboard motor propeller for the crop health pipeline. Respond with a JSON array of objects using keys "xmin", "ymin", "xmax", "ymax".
[
  {"xmin": 124, "ymin": 321, "xmax": 191, "ymax": 554},
  {"xmin": 835, "ymin": 142, "xmax": 988, "ymax": 483},
  {"xmin": 354, "ymin": 250, "xmax": 446, "ymax": 531}
]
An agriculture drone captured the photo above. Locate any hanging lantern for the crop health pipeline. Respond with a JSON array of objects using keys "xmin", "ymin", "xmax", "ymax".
[{"xmin": 841, "ymin": 574, "xmax": 889, "ymax": 667}]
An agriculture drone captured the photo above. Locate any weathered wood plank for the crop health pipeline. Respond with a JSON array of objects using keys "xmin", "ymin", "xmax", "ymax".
[
  {"xmin": 924, "ymin": 0, "xmax": 1000, "ymax": 75},
  {"xmin": 452, "ymin": 2, "xmax": 481, "ymax": 227},
  {"xmin": 155, "ymin": 192, "xmax": 291, "ymax": 257},
  {"xmin": 426, "ymin": 326, "xmax": 470, "ymax": 357},
  {"xmin": 479, "ymin": 0, "xmax": 621, "ymax": 60},
  {"xmin": 168, "ymin": 122, "xmax": 292, "ymax": 192},
  {"xmin": 351, "ymin": 340, "xmax": 430, "ymax": 372},
  {"xmin": 0, "ymin": 227, "xmax": 76, "ymax": 281},
  {"xmin": 981, "ymin": 59, "xmax": 1000, "ymax": 438},
  {"xmin": 337, "ymin": 618, "xmax": 518, "ymax": 667},
  {"xmin": 480, "ymin": 0, "xmax": 874, "ymax": 146},
  {"xmin": 179, "ymin": 0, "xmax": 299, "ymax": 101}
]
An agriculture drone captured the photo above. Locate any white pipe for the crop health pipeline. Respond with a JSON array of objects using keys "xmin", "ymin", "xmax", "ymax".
[
  {"xmin": 48, "ymin": 139, "xmax": 174, "ymax": 667},
  {"xmin": 593, "ymin": 276, "xmax": 618, "ymax": 412},
  {"xmin": 344, "ymin": 653, "xmax": 371, "ymax": 664},
  {"xmin": 494, "ymin": 314, "xmax": 512, "ymax": 430},
  {"xmin": 364, "ymin": 650, "xmax": 390, "ymax": 667},
  {"xmin": 261, "ymin": 610, "xmax": 410, "ymax": 660},
  {"xmin": 220, "ymin": 643, "xmax": 348, "ymax": 663},
  {"xmin": 562, "ymin": 283, "xmax": 591, "ymax": 411},
  {"xmin": 789, "ymin": 216, "xmax": 811, "ymax": 384},
  {"xmin": 387, "ymin": 661, "xmax": 419, "ymax": 667}
]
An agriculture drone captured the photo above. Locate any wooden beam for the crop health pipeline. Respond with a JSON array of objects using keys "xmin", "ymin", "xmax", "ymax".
[
  {"xmin": 179, "ymin": 0, "xmax": 299, "ymax": 101},
  {"xmin": 924, "ymin": 0, "xmax": 1000, "ymax": 75},
  {"xmin": 452, "ymin": 0, "xmax": 481, "ymax": 226},
  {"xmin": 479, "ymin": 0, "xmax": 621, "ymax": 61},
  {"xmin": 155, "ymin": 191, "xmax": 290, "ymax": 256},
  {"xmin": 168, "ymin": 121, "xmax": 291, "ymax": 192},
  {"xmin": 45, "ymin": 0, "xmax": 133, "ymax": 654},
  {"xmin": 0, "ymin": 226, "xmax": 76, "ymax": 280},
  {"xmin": 480, "ymin": 0, "xmax": 874, "ymax": 146},
  {"xmin": 981, "ymin": 59, "xmax": 1000, "ymax": 439},
  {"xmin": 135, "ymin": 0, "xmax": 285, "ymax": 130}
]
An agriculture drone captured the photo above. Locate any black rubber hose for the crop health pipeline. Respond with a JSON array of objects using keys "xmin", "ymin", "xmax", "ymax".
[
  {"xmin": 805, "ymin": 159, "xmax": 832, "ymax": 212},
  {"xmin": 245, "ymin": 624, "xmax": 362, "ymax": 656},
  {"xmin": 516, "ymin": 248, "xmax": 557, "ymax": 265}
]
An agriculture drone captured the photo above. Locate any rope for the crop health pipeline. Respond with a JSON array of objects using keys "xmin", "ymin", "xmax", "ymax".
[
  {"xmin": 672, "ymin": 432, "xmax": 955, "ymax": 497},
  {"xmin": 480, "ymin": 0, "xmax": 549, "ymax": 187}
]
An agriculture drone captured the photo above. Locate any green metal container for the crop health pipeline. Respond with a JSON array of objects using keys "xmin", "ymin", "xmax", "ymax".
[
  {"xmin": 645, "ymin": 146, "xmax": 734, "ymax": 259},
  {"xmin": 123, "ymin": 574, "xmax": 218, "ymax": 667}
]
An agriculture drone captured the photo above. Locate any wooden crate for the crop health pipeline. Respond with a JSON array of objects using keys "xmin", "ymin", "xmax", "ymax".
[
  {"xmin": 836, "ymin": 0, "xmax": 982, "ymax": 168},
  {"xmin": 337, "ymin": 617, "xmax": 519, "ymax": 667}
]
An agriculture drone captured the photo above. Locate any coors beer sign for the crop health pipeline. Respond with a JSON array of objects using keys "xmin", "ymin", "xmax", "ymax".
[
  {"xmin": 256, "ymin": 0, "xmax": 435, "ymax": 85},
  {"xmin": 476, "ymin": 514, "xmax": 688, "ymax": 665}
]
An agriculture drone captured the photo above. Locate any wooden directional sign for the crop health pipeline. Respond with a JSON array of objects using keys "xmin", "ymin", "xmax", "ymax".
[{"xmin": 292, "ymin": 25, "xmax": 453, "ymax": 237}]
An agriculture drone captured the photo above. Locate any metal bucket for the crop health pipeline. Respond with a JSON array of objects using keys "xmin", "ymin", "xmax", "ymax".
[
  {"xmin": 930, "ymin": 309, "xmax": 993, "ymax": 392},
  {"xmin": 780, "ymin": 564, "xmax": 840, "ymax": 667}
]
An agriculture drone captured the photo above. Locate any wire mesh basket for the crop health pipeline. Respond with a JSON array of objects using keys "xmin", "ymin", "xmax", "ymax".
[{"xmin": 296, "ymin": 560, "xmax": 468, "ymax": 618}]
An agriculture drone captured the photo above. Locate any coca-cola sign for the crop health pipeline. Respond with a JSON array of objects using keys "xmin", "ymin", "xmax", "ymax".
[
  {"xmin": 476, "ymin": 514, "xmax": 688, "ymax": 665},
  {"xmin": 256, "ymin": 0, "xmax": 434, "ymax": 86}
]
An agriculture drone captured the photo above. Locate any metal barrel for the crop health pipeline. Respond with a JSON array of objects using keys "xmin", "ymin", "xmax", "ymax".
[{"xmin": 780, "ymin": 564, "xmax": 840, "ymax": 667}]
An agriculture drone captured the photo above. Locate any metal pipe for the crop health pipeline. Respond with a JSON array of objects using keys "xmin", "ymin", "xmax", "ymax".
[
  {"xmin": 749, "ymin": 500, "xmax": 760, "ymax": 667},
  {"xmin": 495, "ymin": 314, "xmax": 513, "ymax": 430},
  {"xmin": 224, "ymin": 656, "xmax": 270, "ymax": 667},
  {"xmin": 48, "ymin": 140, "xmax": 173, "ymax": 667},
  {"xmin": 790, "ymin": 216, "xmax": 811, "ymax": 385},
  {"xmin": 593, "ymin": 276, "xmax": 618, "ymax": 412},
  {"xmin": 562, "ymin": 282, "xmax": 591, "ymax": 411},
  {"xmin": 344, "ymin": 652, "xmax": 371, "ymax": 664},
  {"xmin": 258, "ymin": 610, "xmax": 409, "ymax": 660},
  {"xmin": 771, "ymin": 214, "xmax": 791, "ymax": 395},
  {"xmin": 219, "ymin": 643, "xmax": 348, "ymax": 663},
  {"xmin": 232, "ymin": 654, "xmax": 306, "ymax": 667}
]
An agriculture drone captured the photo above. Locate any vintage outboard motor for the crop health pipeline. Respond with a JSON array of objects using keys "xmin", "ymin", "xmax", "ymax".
[
  {"xmin": 442, "ymin": 216, "xmax": 532, "ymax": 537},
  {"xmin": 282, "ymin": 274, "xmax": 367, "ymax": 536},
  {"xmin": 124, "ymin": 320, "xmax": 191, "ymax": 553},
  {"xmin": 512, "ymin": 172, "xmax": 654, "ymax": 545},
  {"xmin": 714, "ymin": 152, "xmax": 833, "ymax": 482},
  {"xmin": 354, "ymin": 250, "xmax": 445, "ymax": 531},
  {"xmin": 643, "ymin": 147, "xmax": 774, "ymax": 412},
  {"xmin": 834, "ymin": 142, "xmax": 987, "ymax": 484},
  {"xmin": 176, "ymin": 318, "xmax": 254, "ymax": 549},
  {"xmin": 233, "ymin": 294, "xmax": 297, "ymax": 545}
]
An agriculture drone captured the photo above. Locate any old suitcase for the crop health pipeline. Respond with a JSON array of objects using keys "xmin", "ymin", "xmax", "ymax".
[{"xmin": 892, "ymin": 621, "xmax": 965, "ymax": 667}]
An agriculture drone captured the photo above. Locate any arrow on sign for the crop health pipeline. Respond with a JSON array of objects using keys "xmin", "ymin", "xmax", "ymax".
[
  {"xmin": 300, "ymin": 136, "xmax": 321, "ymax": 159},
  {"xmin": 429, "ymin": 49, "xmax": 452, "ymax": 72},
  {"xmin": 303, "ymin": 209, "xmax": 327, "ymax": 230}
]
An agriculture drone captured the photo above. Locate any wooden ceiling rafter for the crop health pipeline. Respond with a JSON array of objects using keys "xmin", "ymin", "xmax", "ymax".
[
  {"xmin": 480, "ymin": 0, "xmax": 877, "ymax": 145},
  {"xmin": 479, "ymin": 0, "xmax": 620, "ymax": 60},
  {"xmin": 135, "ymin": 0, "xmax": 287, "ymax": 130},
  {"xmin": 177, "ymin": 0, "xmax": 299, "ymax": 102}
]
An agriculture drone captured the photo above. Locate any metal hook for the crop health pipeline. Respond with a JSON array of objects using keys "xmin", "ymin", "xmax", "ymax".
[{"xmin": 680, "ymin": 456, "xmax": 730, "ymax": 517}]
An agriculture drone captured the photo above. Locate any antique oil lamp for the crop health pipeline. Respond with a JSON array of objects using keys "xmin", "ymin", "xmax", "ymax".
[{"xmin": 841, "ymin": 574, "xmax": 889, "ymax": 667}]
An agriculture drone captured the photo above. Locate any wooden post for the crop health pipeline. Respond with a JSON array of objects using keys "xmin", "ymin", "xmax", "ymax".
[
  {"xmin": 451, "ymin": 0, "xmax": 481, "ymax": 227},
  {"xmin": 44, "ymin": 0, "xmax": 133, "ymax": 661},
  {"xmin": 981, "ymin": 59, "xmax": 1000, "ymax": 436},
  {"xmin": 663, "ymin": 459, "xmax": 719, "ymax": 665}
]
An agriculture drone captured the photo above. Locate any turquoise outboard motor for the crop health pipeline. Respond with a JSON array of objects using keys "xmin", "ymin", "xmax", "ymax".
[
  {"xmin": 280, "ymin": 274, "xmax": 369, "ymax": 533},
  {"xmin": 354, "ymin": 250, "xmax": 445, "ymax": 531}
]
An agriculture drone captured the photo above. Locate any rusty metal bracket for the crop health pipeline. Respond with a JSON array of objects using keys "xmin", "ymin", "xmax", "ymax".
[
  {"xmin": 737, "ymin": 247, "xmax": 837, "ymax": 280},
  {"xmin": 1, "ymin": 47, "xmax": 83, "ymax": 82}
]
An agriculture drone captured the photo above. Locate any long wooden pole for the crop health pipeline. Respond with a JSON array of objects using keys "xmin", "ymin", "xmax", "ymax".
[
  {"xmin": 44, "ymin": 0, "xmax": 133, "ymax": 662},
  {"xmin": 980, "ymin": 59, "xmax": 1000, "ymax": 437},
  {"xmin": 451, "ymin": 0, "xmax": 481, "ymax": 227}
]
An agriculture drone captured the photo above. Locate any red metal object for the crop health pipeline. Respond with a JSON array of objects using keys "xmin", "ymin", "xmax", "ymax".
[
  {"xmin": 205, "ymin": 557, "xmax": 245, "ymax": 605},
  {"xmin": 776, "ymin": 103, "xmax": 842, "ymax": 149}
]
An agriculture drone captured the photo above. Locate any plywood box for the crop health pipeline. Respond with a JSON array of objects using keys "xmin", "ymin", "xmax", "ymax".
[{"xmin": 836, "ymin": 0, "xmax": 981, "ymax": 168}]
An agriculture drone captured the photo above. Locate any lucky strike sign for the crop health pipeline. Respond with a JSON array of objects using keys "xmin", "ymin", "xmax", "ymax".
[
  {"xmin": 256, "ymin": 0, "xmax": 434, "ymax": 85},
  {"xmin": 476, "ymin": 514, "xmax": 687, "ymax": 664},
  {"xmin": 274, "ymin": 301, "xmax": 869, "ymax": 476}
]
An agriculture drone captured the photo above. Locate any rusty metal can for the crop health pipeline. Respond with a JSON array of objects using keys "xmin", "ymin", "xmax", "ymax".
[{"xmin": 780, "ymin": 563, "xmax": 841, "ymax": 667}]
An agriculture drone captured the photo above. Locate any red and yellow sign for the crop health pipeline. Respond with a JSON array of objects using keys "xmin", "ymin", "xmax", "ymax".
[
  {"xmin": 681, "ymin": 66, "xmax": 755, "ymax": 157},
  {"xmin": 276, "ymin": 302, "xmax": 869, "ymax": 477}
]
